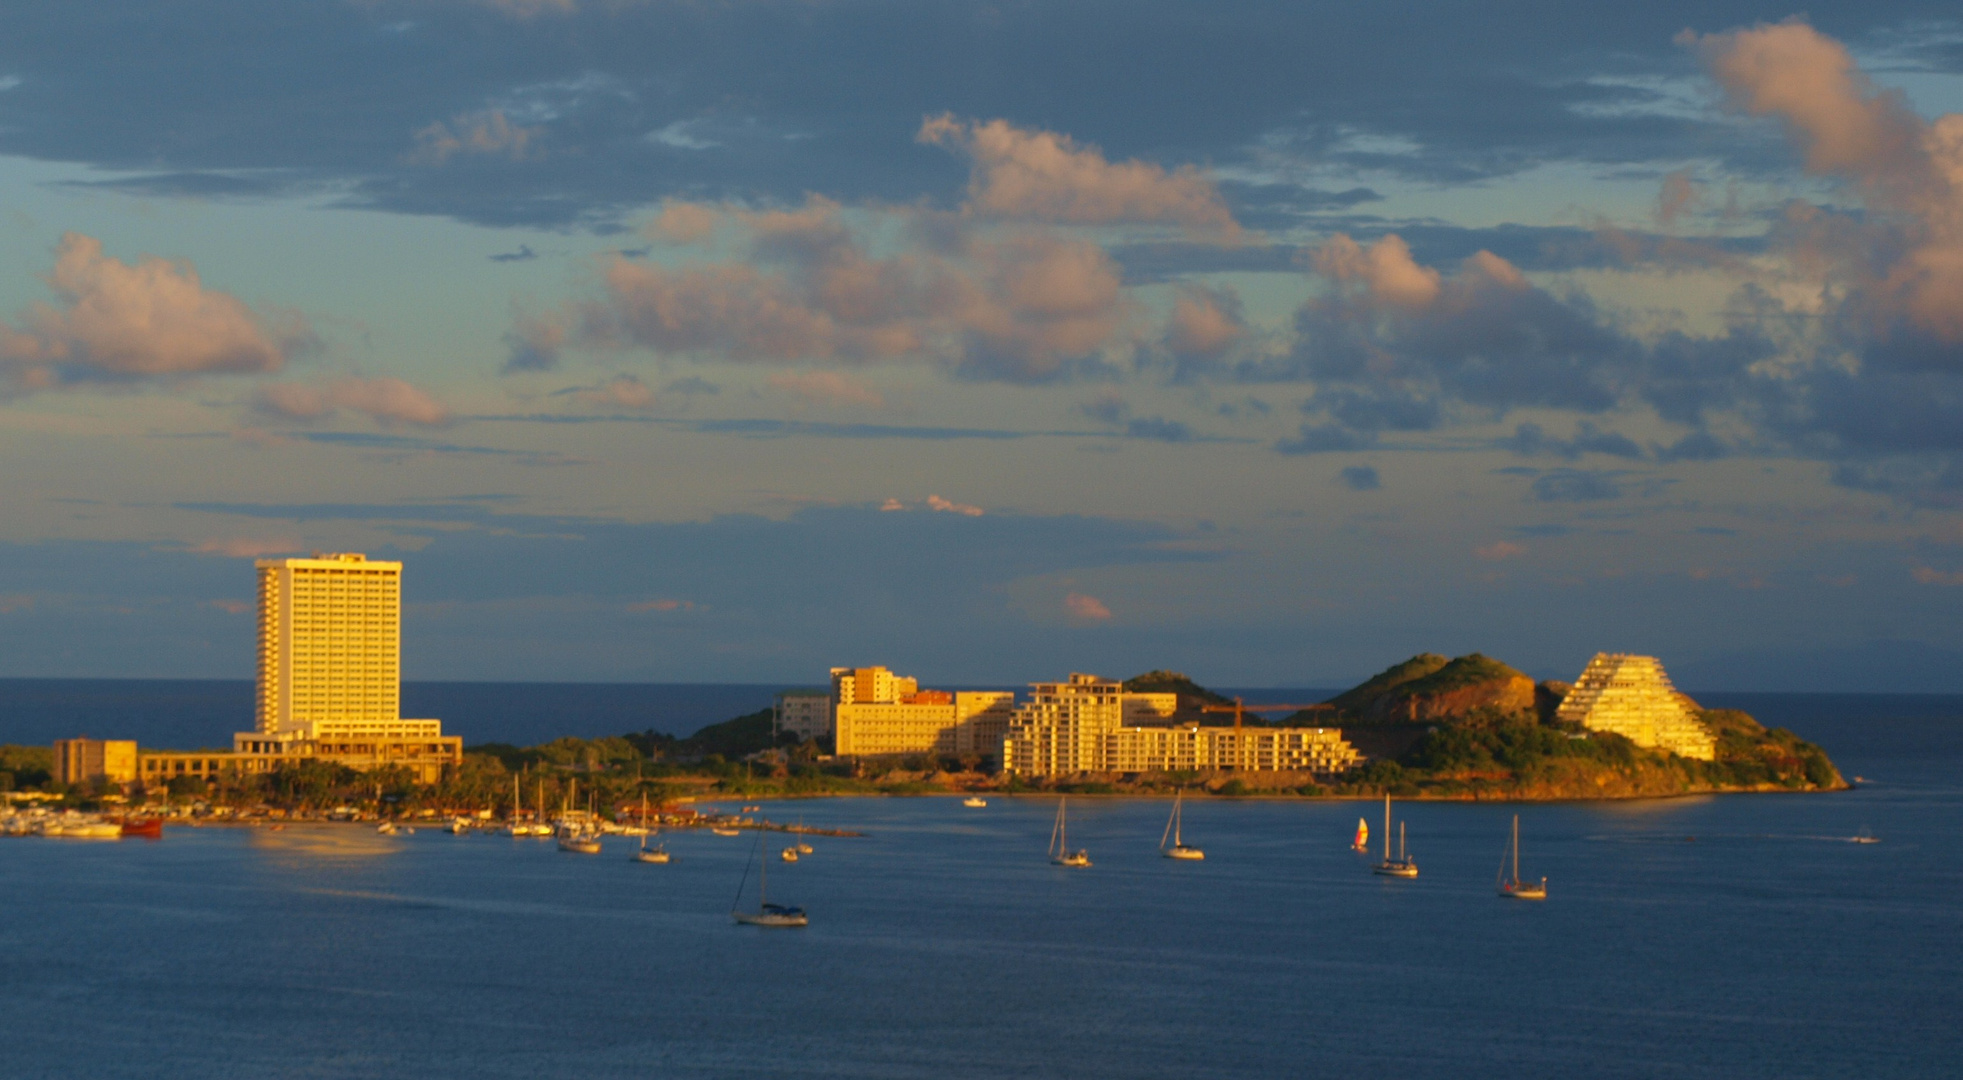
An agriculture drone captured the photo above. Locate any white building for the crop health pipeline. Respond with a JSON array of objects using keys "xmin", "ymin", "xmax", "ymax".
[{"xmin": 773, "ymin": 689, "xmax": 834, "ymax": 742}]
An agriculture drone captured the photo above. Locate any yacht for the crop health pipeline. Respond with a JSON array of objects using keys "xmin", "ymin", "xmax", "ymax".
[
  {"xmin": 556, "ymin": 825, "xmax": 602, "ymax": 855},
  {"xmin": 1159, "ymin": 792, "xmax": 1204, "ymax": 860},
  {"xmin": 1372, "ymin": 795, "xmax": 1418, "ymax": 878},
  {"xmin": 732, "ymin": 829, "xmax": 807, "ymax": 927},
  {"xmin": 1048, "ymin": 797, "xmax": 1091, "ymax": 867},
  {"xmin": 1496, "ymin": 814, "xmax": 1547, "ymax": 899}
]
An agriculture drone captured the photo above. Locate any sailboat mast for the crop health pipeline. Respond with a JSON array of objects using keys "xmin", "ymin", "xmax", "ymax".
[
  {"xmin": 1383, "ymin": 795, "xmax": 1391, "ymax": 860},
  {"xmin": 1512, "ymin": 815, "xmax": 1520, "ymax": 884},
  {"xmin": 1174, "ymin": 794, "xmax": 1182, "ymax": 847},
  {"xmin": 1399, "ymin": 821, "xmax": 1406, "ymax": 861}
]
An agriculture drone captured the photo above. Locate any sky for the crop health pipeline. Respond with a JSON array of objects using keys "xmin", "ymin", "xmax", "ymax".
[{"xmin": 4, "ymin": 1, "xmax": 1963, "ymax": 691}]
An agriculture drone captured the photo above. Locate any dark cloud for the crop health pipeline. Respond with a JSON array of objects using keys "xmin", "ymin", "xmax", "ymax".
[
  {"xmin": 1124, "ymin": 416, "xmax": 1192, "ymax": 443},
  {"xmin": 488, "ymin": 244, "xmax": 537, "ymax": 262},
  {"xmin": 1501, "ymin": 421, "xmax": 1645, "ymax": 460},
  {"xmin": 1338, "ymin": 465, "xmax": 1381, "ymax": 491},
  {"xmin": 1276, "ymin": 423, "xmax": 1376, "ymax": 455},
  {"xmin": 1530, "ymin": 468, "xmax": 1625, "ymax": 502}
]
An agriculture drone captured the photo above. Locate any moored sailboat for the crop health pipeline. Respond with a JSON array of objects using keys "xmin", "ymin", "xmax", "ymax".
[
  {"xmin": 732, "ymin": 828, "xmax": 807, "ymax": 926},
  {"xmin": 1159, "ymin": 792, "xmax": 1204, "ymax": 860},
  {"xmin": 1049, "ymin": 797, "xmax": 1091, "ymax": 867},
  {"xmin": 1372, "ymin": 795, "xmax": 1418, "ymax": 878},
  {"xmin": 634, "ymin": 795, "xmax": 670, "ymax": 863},
  {"xmin": 1496, "ymin": 814, "xmax": 1546, "ymax": 899}
]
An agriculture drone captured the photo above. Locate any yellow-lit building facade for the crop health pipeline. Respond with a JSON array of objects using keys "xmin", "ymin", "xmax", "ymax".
[
  {"xmin": 54, "ymin": 739, "xmax": 138, "ymax": 785},
  {"xmin": 1001, "ymin": 672, "xmax": 1360, "ymax": 777},
  {"xmin": 1555, "ymin": 653, "xmax": 1716, "ymax": 761},
  {"xmin": 829, "ymin": 666, "xmax": 1017, "ymax": 760}
]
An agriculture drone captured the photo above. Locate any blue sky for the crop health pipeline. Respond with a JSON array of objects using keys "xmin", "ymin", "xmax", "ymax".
[{"xmin": 4, "ymin": 1, "xmax": 1963, "ymax": 690}]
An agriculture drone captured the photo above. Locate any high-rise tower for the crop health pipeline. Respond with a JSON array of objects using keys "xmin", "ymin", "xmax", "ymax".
[{"xmin": 255, "ymin": 553, "xmax": 402, "ymax": 735}]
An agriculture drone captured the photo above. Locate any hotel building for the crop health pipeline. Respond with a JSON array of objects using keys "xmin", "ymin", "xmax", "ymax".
[
  {"xmin": 773, "ymin": 689, "xmax": 834, "ymax": 742},
  {"xmin": 1555, "ymin": 653, "xmax": 1716, "ymax": 761},
  {"xmin": 829, "ymin": 666, "xmax": 1017, "ymax": 760},
  {"xmin": 54, "ymin": 738, "xmax": 138, "ymax": 786},
  {"xmin": 1000, "ymin": 672, "xmax": 1360, "ymax": 778},
  {"xmin": 129, "ymin": 553, "xmax": 461, "ymax": 787}
]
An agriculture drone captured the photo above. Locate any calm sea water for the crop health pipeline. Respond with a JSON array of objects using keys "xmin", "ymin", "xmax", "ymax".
[{"xmin": 0, "ymin": 690, "xmax": 1958, "ymax": 1078}]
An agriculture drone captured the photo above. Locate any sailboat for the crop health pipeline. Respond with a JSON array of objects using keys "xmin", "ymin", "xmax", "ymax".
[
  {"xmin": 1496, "ymin": 814, "xmax": 1546, "ymax": 899},
  {"xmin": 1351, "ymin": 817, "xmax": 1369, "ymax": 852},
  {"xmin": 732, "ymin": 827, "xmax": 807, "ymax": 926},
  {"xmin": 634, "ymin": 795, "xmax": 670, "ymax": 863},
  {"xmin": 556, "ymin": 779, "xmax": 601, "ymax": 853},
  {"xmin": 1049, "ymin": 797, "xmax": 1091, "ymax": 867},
  {"xmin": 1159, "ymin": 792, "xmax": 1204, "ymax": 860},
  {"xmin": 1372, "ymin": 794, "xmax": 1418, "ymax": 878}
]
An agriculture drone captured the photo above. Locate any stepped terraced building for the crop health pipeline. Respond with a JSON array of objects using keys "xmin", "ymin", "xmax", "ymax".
[{"xmin": 1555, "ymin": 653, "xmax": 1715, "ymax": 761}]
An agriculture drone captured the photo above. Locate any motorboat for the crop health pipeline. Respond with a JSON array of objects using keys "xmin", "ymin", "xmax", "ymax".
[
  {"xmin": 1496, "ymin": 814, "xmax": 1547, "ymax": 900},
  {"xmin": 711, "ymin": 826, "xmax": 743, "ymax": 837},
  {"xmin": 1372, "ymin": 795, "xmax": 1418, "ymax": 878},
  {"xmin": 963, "ymin": 796, "xmax": 988, "ymax": 808},
  {"xmin": 780, "ymin": 846, "xmax": 799, "ymax": 862},
  {"xmin": 1159, "ymin": 792, "xmax": 1204, "ymax": 860},
  {"xmin": 120, "ymin": 817, "xmax": 163, "ymax": 839},
  {"xmin": 1048, "ymin": 797, "xmax": 1091, "ymax": 867}
]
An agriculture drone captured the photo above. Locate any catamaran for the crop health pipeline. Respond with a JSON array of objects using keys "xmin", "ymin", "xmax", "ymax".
[
  {"xmin": 1159, "ymin": 792, "xmax": 1204, "ymax": 860},
  {"xmin": 1351, "ymin": 817, "xmax": 1369, "ymax": 852},
  {"xmin": 732, "ymin": 828, "xmax": 807, "ymax": 926},
  {"xmin": 1049, "ymin": 797, "xmax": 1091, "ymax": 867},
  {"xmin": 1496, "ymin": 814, "xmax": 1546, "ymax": 899},
  {"xmin": 1372, "ymin": 794, "xmax": 1418, "ymax": 878}
]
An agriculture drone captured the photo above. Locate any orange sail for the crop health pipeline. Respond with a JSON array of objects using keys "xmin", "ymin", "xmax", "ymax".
[{"xmin": 1352, "ymin": 818, "xmax": 1369, "ymax": 851}]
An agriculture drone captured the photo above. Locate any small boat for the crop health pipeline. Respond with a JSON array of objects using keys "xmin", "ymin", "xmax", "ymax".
[
  {"xmin": 1048, "ymin": 797, "xmax": 1091, "ymax": 867},
  {"xmin": 741, "ymin": 805, "xmax": 760, "ymax": 812},
  {"xmin": 1159, "ymin": 792, "xmax": 1204, "ymax": 860},
  {"xmin": 376, "ymin": 821, "xmax": 398, "ymax": 835},
  {"xmin": 120, "ymin": 817, "xmax": 163, "ymax": 839},
  {"xmin": 1496, "ymin": 814, "xmax": 1547, "ymax": 900},
  {"xmin": 711, "ymin": 826, "xmax": 742, "ymax": 837},
  {"xmin": 732, "ymin": 829, "xmax": 807, "ymax": 927},
  {"xmin": 447, "ymin": 818, "xmax": 471, "ymax": 835},
  {"xmin": 963, "ymin": 796, "xmax": 988, "ymax": 808},
  {"xmin": 780, "ymin": 846, "xmax": 799, "ymax": 862},
  {"xmin": 1372, "ymin": 795, "xmax": 1417, "ymax": 878},
  {"xmin": 1351, "ymin": 817, "xmax": 1369, "ymax": 852},
  {"xmin": 1851, "ymin": 828, "xmax": 1880, "ymax": 845},
  {"xmin": 556, "ymin": 827, "xmax": 602, "ymax": 855},
  {"xmin": 633, "ymin": 796, "xmax": 672, "ymax": 862}
]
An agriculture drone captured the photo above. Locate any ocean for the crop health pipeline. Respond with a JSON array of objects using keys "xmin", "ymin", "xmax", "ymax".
[{"xmin": 0, "ymin": 687, "xmax": 1957, "ymax": 1077}]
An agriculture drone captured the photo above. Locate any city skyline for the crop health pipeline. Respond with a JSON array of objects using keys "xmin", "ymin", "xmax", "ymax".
[{"xmin": 4, "ymin": 4, "xmax": 1963, "ymax": 690}]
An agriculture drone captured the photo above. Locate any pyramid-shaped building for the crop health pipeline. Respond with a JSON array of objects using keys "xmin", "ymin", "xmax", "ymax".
[{"xmin": 1554, "ymin": 653, "xmax": 1716, "ymax": 761}]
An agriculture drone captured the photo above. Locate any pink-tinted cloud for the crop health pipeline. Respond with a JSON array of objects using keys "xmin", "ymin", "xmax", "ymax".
[
  {"xmin": 768, "ymin": 370, "xmax": 886, "ymax": 409},
  {"xmin": 207, "ymin": 599, "xmax": 253, "ymax": 614},
  {"xmin": 255, "ymin": 376, "xmax": 451, "ymax": 427},
  {"xmin": 1164, "ymin": 284, "xmax": 1247, "ymax": 359},
  {"xmin": 628, "ymin": 598, "xmax": 697, "ymax": 612},
  {"xmin": 1064, "ymin": 592, "xmax": 1113, "ymax": 620},
  {"xmin": 193, "ymin": 537, "xmax": 301, "ymax": 558},
  {"xmin": 918, "ymin": 114, "xmax": 1241, "ymax": 242},
  {"xmin": 1690, "ymin": 21, "xmax": 1963, "ymax": 342},
  {"xmin": 1, "ymin": 233, "xmax": 305, "ymax": 390},
  {"xmin": 559, "ymin": 197, "xmax": 1130, "ymax": 382},
  {"xmin": 1311, "ymin": 233, "xmax": 1444, "ymax": 310},
  {"xmin": 1656, "ymin": 169, "xmax": 1699, "ymax": 228},
  {"xmin": 407, "ymin": 109, "xmax": 540, "ymax": 165},
  {"xmin": 926, "ymin": 494, "xmax": 983, "ymax": 516},
  {"xmin": 1475, "ymin": 541, "xmax": 1527, "ymax": 561},
  {"xmin": 879, "ymin": 498, "xmax": 906, "ymax": 511},
  {"xmin": 1911, "ymin": 566, "xmax": 1963, "ymax": 586},
  {"xmin": 568, "ymin": 373, "xmax": 658, "ymax": 409}
]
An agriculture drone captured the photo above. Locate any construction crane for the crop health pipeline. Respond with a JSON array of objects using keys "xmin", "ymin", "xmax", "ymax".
[{"xmin": 1199, "ymin": 698, "xmax": 1334, "ymax": 733}]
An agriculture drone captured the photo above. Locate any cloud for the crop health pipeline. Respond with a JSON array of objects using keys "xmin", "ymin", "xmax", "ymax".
[
  {"xmin": 489, "ymin": 245, "xmax": 538, "ymax": 263},
  {"xmin": 1338, "ymin": 465, "xmax": 1381, "ymax": 491},
  {"xmin": 1501, "ymin": 421, "xmax": 1645, "ymax": 461},
  {"xmin": 1, "ymin": 233, "xmax": 305, "ymax": 390},
  {"xmin": 1163, "ymin": 284, "xmax": 1247, "ymax": 371},
  {"xmin": 207, "ymin": 599, "xmax": 253, "ymax": 615},
  {"xmin": 559, "ymin": 373, "xmax": 659, "ymax": 409},
  {"xmin": 1124, "ymin": 417, "xmax": 1192, "ymax": 443},
  {"xmin": 1911, "ymin": 567, "xmax": 1963, "ymax": 586},
  {"xmin": 918, "ymin": 115, "xmax": 1241, "ymax": 242},
  {"xmin": 407, "ymin": 109, "xmax": 541, "ymax": 166},
  {"xmin": 1064, "ymin": 592, "xmax": 1113, "ymax": 620},
  {"xmin": 539, "ymin": 195, "xmax": 1132, "ymax": 382},
  {"xmin": 926, "ymin": 494, "xmax": 983, "ymax": 517},
  {"xmin": 767, "ymin": 370, "xmax": 885, "ymax": 409},
  {"xmin": 1475, "ymin": 541, "xmax": 1527, "ymax": 560},
  {"xmin": 254, "ymin": 376, "xmax": 452, "ymax": 427},
  {"xmin": 1530, "ymin": 469, "xmax": 1623, "ymax": 502},
  {"xmin": 1276, "ymin": 423, "xmax": 1377, "ymax": 455},
  {"xmin": 627, "ymin": 598, "xmax": 697, "ymax": 612},
  {"xmin": 1656, "ymin": 169, "xmax": 1699, "ymax": 228},
  {"xmin": 879, "ymin": 498, "xmax": 905, "ymax": 512},
  {"xmin": 191, "ymin": 537, "xmax": 302, "ymax": 559}
]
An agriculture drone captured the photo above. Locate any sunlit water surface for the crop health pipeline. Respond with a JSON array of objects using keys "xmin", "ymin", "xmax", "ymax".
[{"xmin": 2, "ymin": 695, "xmax": 1958, "ymax": 1078}]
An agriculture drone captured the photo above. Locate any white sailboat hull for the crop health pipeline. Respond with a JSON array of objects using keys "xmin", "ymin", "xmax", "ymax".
[{"xmin": 1162, "ymin": 845, "xmax": 1205, "ymax": 860}]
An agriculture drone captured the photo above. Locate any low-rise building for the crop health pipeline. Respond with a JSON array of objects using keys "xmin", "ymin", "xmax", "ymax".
[
  {"xmin": 140, "ymin": 731, "xmax": 463, "ymax": 787},
  {"xmin": 1002, "ymin": 672, "xmax": 1361, "ymax": 777},
  {"xmin": 827, "ymin": 666, "xmax": 1017, "ymax": 761},
  {"xmin": 1555, "ymin": 653, "xmax": 1715, "ymax": 761},
  {"xmin": 54, "ymin": 739, "xmax": 138, "ymax": 785},
  {"xmin": 773, "ymin": 689, "xmax": 834, "ymax": 742}
]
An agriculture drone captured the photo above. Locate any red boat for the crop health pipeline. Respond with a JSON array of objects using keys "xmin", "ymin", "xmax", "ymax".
[{"xmin": 120, "ymin": 817, "xmax": 163, "ymax": 838}]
